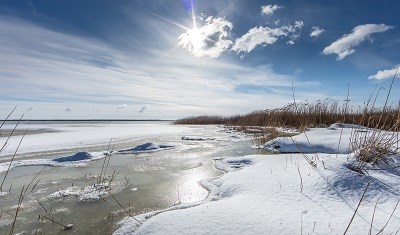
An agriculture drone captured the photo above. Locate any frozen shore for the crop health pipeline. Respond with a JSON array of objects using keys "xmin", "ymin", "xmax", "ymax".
[{"xmin": 115, "ymin": 124, "xmax": 400, "ymax": 234}]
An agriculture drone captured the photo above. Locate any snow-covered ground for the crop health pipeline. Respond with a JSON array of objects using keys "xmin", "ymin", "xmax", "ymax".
[
  {"xmin": 115, "ymin": 124, "xmax": 400, "ymax": 234},
  {"xmin": 0, "ymin": 121, "xmax": 190, "ymax": 157}
]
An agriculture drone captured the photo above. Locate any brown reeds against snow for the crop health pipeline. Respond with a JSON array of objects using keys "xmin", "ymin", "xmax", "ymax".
[
  {"xmin": 175, "ymin": 99, "xmax": 400, "ymax": 131},
  {"xmin": 350, "ymin": 69, "xmax": 400, "ymax": 168}
]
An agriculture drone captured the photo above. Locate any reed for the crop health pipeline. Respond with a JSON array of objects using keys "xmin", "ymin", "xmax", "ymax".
[{"xmin": 175, "ymin": 99, "xmax": 400, "ymax": 131}]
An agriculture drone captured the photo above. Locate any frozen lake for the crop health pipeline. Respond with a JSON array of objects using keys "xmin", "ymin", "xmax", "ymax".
[{"xmin": 0, "ymin": 121, "xmax": 262, "ymax": 234}]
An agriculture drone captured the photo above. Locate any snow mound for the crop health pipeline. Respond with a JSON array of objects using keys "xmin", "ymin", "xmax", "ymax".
[
  {"xmin": 181, "ymin": 136, "xmax": 216, "ymax": 141},
  {"xmin": 117, "ymin": 143, "xmax": 174, "ymax": 154},
  {"xmin": 48, "ymin": 183, "xmax": 109, "ymax": 202},
  {"xmin": 264, "ymin": 125, "xmax": 355, "ymax": 154},
  {"xmin": 52, "ymin": 152, "xmax": 99, "ymax": 162},
  {"xmin": 214, "ymin": 157, "xmax": 254, "ymax": 172}
]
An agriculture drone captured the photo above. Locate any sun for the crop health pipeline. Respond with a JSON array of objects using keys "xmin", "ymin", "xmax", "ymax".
[{"xmin": 183, "ymin": 27, "xmax": 205, "ymax": 52}]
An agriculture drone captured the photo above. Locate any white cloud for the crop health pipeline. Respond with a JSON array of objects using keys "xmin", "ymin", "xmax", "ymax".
[
  {"xmin": 178, "ymin": 17, "xmax": 233, "ymax": 58},
  {"xmin": 65, "ymin": 108, "xmax": 72, "ymax": 112},
  {"xmin": 310, "ymin": 26, "xmax": 325, "ymax": 39},
  {"xmin": 261, "ymin": 4, "xmax": 282, "ymax": 16},
  {"xmin": 139, "ymin": 104, "xmax": 150, "ymax": 113},
  {"xmin": 287, "ymin": 21, "xmax": 304, "ymax": 44},
  {"xmin": 232, "ymin": 21, "xmax": 303, "ymax": 53},
  {"xmin": 116, "ymin": 104, "xmax": 128, "ymax": 109},
  {"xmin": 322, "ymin": 24, "xmax": 393, "ymax": 60},
  {"xmin": 369, "ymin": 65, "xmax": 400, "ymax": 80}
]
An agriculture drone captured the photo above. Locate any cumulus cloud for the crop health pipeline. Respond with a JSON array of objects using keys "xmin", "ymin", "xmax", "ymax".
[
  {"xmin": 287, "ymin": 21, "xmax": 304, "ymax": 44},
  {"xmin": 178, "ymin": 17, "xmax": 233, "ymax": 58},
  {"xmin": 369, "ymin": 65, "xmax": 400, "ymax": 80},
  {"xmin": 323, "ymin": 24, "xmax": 393, "ymax": 60},
  {"xmin": 310, "ymin": 26, "xmax": 325, "ymax": 39},
  {"xmin": 116, "ymin": 104, "xmax": 128, "ymax": 109},
  {"xmin": 65, "ymin": 108, "xmax": 72, "ymax": 112},
  {"xmin": 232, "ymin": 21, "xmax": 304, "ymax": 53},
  {"xmin": 261, "ymin": 4, "xmax": 282, "ymax": 16},
  {"xmin": 139, "ymin": 104, "xmax": 150, "ymax": 113}
]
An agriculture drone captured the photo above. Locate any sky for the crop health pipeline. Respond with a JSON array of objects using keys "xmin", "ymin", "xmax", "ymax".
[{"xmin": 0, "ymin": 0, "xmax": 399, "ymax": 120}]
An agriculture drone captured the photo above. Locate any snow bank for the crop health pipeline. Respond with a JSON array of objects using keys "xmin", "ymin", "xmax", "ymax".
[
  {"xmin": 264, "ymin": 123, "xmax": 369, "ymax": 154},
  {"xmin": 115, "ymin": 153, "xmax": 400, "ymax": 234},
  {"xmin": 0, "ymin": 151, "xmax": 106, "ymax": 173},
  {"xmin": 117, "ymin": 143, "xmax": 174, "ymax": 154}
]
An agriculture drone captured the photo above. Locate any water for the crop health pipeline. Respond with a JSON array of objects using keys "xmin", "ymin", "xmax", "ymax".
[{"xmin": 0, "ymin": 121, "xmax": 264, "ymax": 234}]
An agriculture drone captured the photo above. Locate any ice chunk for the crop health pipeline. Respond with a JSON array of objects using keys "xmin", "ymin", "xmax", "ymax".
[
  {"xmin": 181, "ymin": 136, "xmax": 215, "ymax": 141},
  {"xmin": 117, "ymin": 143, "xmax": 174, "ymax": 154}
]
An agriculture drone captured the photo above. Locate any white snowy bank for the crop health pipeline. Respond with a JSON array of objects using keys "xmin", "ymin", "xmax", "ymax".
[{"xmin": 264, "ymin": 123, "xmax": 372, "ymax": 154}]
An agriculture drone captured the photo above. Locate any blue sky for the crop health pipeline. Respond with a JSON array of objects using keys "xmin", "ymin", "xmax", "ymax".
[{"xmin": 0, "ymin": 0, "xmax": 399, "ymax": 119}]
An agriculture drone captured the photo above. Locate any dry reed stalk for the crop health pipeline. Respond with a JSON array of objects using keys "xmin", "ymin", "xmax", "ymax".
[
  {"xmin": 376, "ymin": 199, "xmax": 400, "ymax": 235},
  {"xmin": 38, "ymin": 214, "xmax": 73, "ymax": 230},
  {"xmin": 0, "ymin": 106, "xmax": 17, "ymax": 130},
  {"xmin": 1, "ymin": 129, "xmax": 27, "ymax": 192},
  {"xmin": 9, "ymin": 185, "xmax": 25, "ymax": 234},
  {"xmin": 98, "ymin": 138, "xmax": 113, "ymax": 184},
  {"xmin": 343, "ymin": 181, "xmax": 370, "ymax": 235}
]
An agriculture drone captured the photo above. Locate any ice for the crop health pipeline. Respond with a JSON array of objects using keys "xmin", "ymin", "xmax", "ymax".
[
  {"xmin": 0, "ymin": 122, "xmax": 190, "ymax": 157},
  {"xmin": 0, "ymin": 151, "xmax": 107, "ymax": 173},
  {"xmin": 181, "ymin": 136, "xmax": 216, "ymax": 141},
  {"xmin": 117, "ymin": 143, "xmax": 174, "ymax": 154}
]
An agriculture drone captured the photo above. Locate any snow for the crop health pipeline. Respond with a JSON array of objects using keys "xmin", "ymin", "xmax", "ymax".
[
  {"xmin": 48, "ymin": 183, "xmax": 110, "ymax": 202},
  {"xmin": 0, "ymin": 151, "xmax": 106, "ymax": 173},
  {"xmin": 52, "ymin": 151, "xmax": 104, "ymax": 162},
  {"xmin": 0, "ymin": 122, "xmax": 189, "ymax": 157},
  {"xmin": 115, "ymin": 153, "xmax": 400, "ymax": 234},
  {"xmin": 114, "ymin": 123, "xmax": 400, "ymax": 235},
  {"xmin": 264, "ymin": 123, "xmax": 365, "ymax": 154},
  {"xmin": 117, "ymin": 143, "xmax": 174, "ymax": 154}
]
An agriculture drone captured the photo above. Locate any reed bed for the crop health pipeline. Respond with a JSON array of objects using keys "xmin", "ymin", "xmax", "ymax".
[{"xmin": 175, "ymin": 98, "xmax": 400, "ymax": 131}]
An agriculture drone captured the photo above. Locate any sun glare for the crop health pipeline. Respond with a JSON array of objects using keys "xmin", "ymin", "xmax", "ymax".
[{"xmin": 185, "ymin": 28, "xmax": 205, "ymax": 51}]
